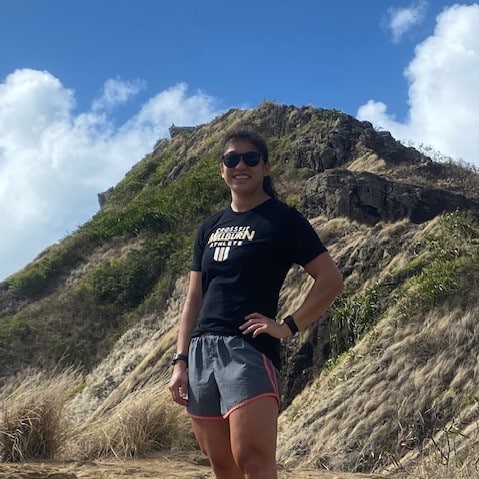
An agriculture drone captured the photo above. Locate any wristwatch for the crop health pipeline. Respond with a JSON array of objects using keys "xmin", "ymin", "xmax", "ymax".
[
  {"xmin": 283, "ymin": 315, "xmax": 299, "ymax": 335},
  {"xmin": 171, "ymin": 353, "xmax": 188, "ymax": 366}
]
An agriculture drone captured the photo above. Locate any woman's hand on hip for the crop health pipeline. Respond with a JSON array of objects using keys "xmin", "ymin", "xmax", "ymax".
[{"xmin": 241, "ymin": 312, "xmax": 291, "ymax": 339}]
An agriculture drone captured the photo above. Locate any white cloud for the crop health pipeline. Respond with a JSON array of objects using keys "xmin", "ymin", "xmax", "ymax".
[
  {"xmin": 358, "ymin": 4, "xmax": 479, "ymax": 166},
  {"xmin": 387, "ymin": 1, "xmax": 428, "ymax": 42},
  {"xmin": 91, "ymin": 77, "xmax": 145, "ymax": 111},
  {"xmin": 0, "ymin": 69, "xmax": 221, "ymax": 281}
]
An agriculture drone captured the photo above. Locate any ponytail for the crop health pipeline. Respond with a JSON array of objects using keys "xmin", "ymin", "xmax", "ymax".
[{"xmin": 263, "ymin": 176, "xmax": 277, "ymax": 199}]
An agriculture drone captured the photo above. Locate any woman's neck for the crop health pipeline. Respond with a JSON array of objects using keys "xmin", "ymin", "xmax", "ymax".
[{"xmin": 230, "ymin": 191, "xmax": 271, "ymax": 212}]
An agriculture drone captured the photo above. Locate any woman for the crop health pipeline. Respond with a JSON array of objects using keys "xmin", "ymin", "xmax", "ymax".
[{"xmin": 169, "ymin": 128, "xmax": 343, "ymax": 479}]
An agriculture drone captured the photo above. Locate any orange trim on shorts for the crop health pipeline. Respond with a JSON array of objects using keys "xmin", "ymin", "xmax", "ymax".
[
  {"xmin": 222, "ymin": 354, "xmax": 280, "ymax": 419},
  {"xmin": 262, "ymin": 353, "xmax": 280, "ymax": 398},
  {"xmin": 188, "ymin": 411, "xmax": 225, "ymax": 421},
  {"xmin": 223, "ymin": 392, "xmax": 280, "ymax": 419}
]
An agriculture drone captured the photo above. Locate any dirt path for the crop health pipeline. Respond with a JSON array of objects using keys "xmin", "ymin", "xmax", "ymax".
[{"xmin": 0, "ymin": 452, "xmax": 400, "ymax": 479}]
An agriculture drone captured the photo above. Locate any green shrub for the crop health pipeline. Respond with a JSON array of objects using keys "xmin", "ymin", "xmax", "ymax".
[
  {"xmin": 0, "ymin": 314, "xmax": 32, "ymax": 367},
  {"xmin": 397, "ymin": 211, "xmax": 479, "ymax": 318},
  {"xmin": 285, "ymin": 194, "xmax": 300, "ymax": 208},
  {"xmin": 330, "ymin": 286, "xmax": 380, "ymax": 358},
  {"xmin": 88, "ymin": 238, "xmax": 171, "ymax": 309}
]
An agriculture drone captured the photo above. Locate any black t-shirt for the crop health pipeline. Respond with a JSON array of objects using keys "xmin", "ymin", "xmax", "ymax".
[{"xmin": 191, "ymin": 198, "xmax": 327, "ymax": 369}]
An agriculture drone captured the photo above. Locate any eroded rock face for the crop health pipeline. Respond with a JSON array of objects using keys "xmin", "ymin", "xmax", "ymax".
[{"xmin": 302, "ymin": 169, "xmax": 479, "ymax": 225}]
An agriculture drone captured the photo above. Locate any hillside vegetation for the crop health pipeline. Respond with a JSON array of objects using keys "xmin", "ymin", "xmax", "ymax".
[{"xmin": 1, "ymin": 102, "xmax": 478, "ymax": 476}]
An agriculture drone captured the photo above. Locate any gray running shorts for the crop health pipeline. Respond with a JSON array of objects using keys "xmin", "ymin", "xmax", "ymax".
[{"xmin": 187, "ymin": 334, "xmax": 281, "ymax": 419}]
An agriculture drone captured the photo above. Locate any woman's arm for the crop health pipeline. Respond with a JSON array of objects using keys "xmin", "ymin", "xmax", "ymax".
[
  {"xmin": 286, "ymin": 251, "xmax": 343, "ymax": 332},
  {"xmin": 241, "ymin": 251, "xmax": 343, "ymax": 338},
  {"xmin": 169, "ymin": 270, "xmax": 203, "ymax": 405}
]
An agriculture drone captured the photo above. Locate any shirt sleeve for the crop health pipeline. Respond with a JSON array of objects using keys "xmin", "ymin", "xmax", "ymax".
[
  {"xmin": 281, "ymin": 207, "xmax": 327, "ymax": 266},
  {"xmin": 191, "ymin": 224, "xmax": 206, "ymax": 271}
]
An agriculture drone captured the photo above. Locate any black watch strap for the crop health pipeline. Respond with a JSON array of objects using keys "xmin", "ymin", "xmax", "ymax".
[
  {"xmin": 171, "ymin": 353, "xmax": 188, "ymax": 366},
  {"xmin": 283, "ymin": 315, "xmax": 299, "ymax": 335}
]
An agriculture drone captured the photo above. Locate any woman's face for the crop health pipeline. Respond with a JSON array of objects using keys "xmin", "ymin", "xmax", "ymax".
[{"xmin": 220, "ymin": 139, "xmax": 270, "ymax": 197}]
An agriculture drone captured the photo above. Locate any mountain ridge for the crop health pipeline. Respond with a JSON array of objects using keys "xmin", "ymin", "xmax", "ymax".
[{"xmin": 1, "ymin": 102, "xmax": 478, "ymax": 474}]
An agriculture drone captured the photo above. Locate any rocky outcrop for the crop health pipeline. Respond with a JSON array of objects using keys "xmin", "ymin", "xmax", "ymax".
[
  {"xmin": 97, "ymin": 187, "xmax": 114, "ymax": 209},
  {"xmin": 302, "ymin": 169, "xmax": 479, "ymax": 224},
  {"xmin": 168, "ymin": 124, "xmax": 196, "ymax": 138}
]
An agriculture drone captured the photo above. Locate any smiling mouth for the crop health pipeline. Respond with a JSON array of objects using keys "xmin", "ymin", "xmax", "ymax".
[{"xmin": 233, "ymin": 174, "xmax": 250, "ymax": 179}]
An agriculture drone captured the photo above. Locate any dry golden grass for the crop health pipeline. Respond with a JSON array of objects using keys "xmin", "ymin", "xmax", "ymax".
[
  {"xmin": 0, "ymin": 367, "xmax": 81, "ymax": 461},
  {"xmin": 347, "ymin": 153, "xmax": 387, "ymax": 174},
  {"xmin": 72, "ymin": 379, "xmax": 197, "ymax": 460},
  {"xmin": 400, "ymin": 416, "xmax": 479, "ymax": 478},
  {"xmin": 69, "ymin": 275, "xmax": 188, "ymax": 423},
  {"xmin": 277, "ymin": 304, "xmax": 479, "ymax": 477},
  {"xmin": 0, "ymin": 368, "xmax": 197, "ymax": 464},
  {"xmin": 59, "ymin": 275, "xmax": 197, "ymax": 461},
  {"xmin": 274, "ymin": 214, "xmax": 479, "ymax": 477}
]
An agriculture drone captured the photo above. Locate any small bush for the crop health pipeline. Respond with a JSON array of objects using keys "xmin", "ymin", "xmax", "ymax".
[
  {"xmin": 0, "ymin": 368, "xmax": 82, "ymax": 462},
  {"xmin": 329, "ymin": 286, "xmax": 380, "ymax": 358},
  {"xmin": 285, "ymin": 193, "xmax": 300, "ymax": 209},
  {"xmin": 397, "ymin": 211, "xmax": 479, "ymax": 318}
]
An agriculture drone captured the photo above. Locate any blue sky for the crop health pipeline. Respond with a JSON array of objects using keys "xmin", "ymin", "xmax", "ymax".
[{"xmin": 1, "ymin": 1, "xmax": 478, "ymax": 281}]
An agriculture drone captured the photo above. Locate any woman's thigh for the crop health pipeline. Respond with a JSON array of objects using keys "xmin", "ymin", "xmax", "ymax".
[
  {"xmin": 229, "ymin": 396, "xmax": 278, "ymax": 464},
  {"xmin": 191, "ymin": 418, "xmax": 231, "ymax": 457},
  {"xmin": 191, "ymin": 418, "xmax": 243, "ymax": 478}
]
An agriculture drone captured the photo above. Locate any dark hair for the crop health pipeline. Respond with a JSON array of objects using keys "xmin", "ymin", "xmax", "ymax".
[{"xmin": 221, "ymin": 128, "xmax": 277, "ymax": 199}]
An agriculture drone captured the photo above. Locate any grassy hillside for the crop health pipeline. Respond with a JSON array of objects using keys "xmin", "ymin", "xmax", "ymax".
[{"xmin": 0, "ymin": 126, "xmax": 229, "ymax": 374}]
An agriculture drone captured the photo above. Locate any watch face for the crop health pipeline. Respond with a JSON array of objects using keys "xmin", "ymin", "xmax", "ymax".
[{"xmin": 172, "ymin": 353, "xmax": 188, "ymax": 365}]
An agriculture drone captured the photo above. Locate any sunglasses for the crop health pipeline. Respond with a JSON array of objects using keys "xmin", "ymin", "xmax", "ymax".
[{"xmin": 222, "ymin": 151, "xmax": 262, "ymax": 168}]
